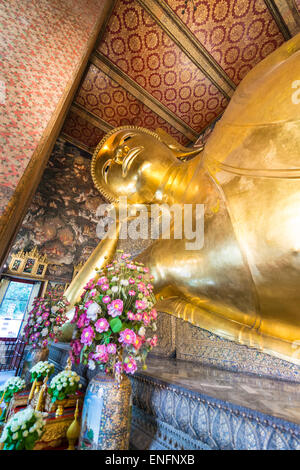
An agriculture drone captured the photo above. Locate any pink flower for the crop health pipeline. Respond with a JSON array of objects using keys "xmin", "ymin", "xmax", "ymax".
[
  {"xmin": 119, "ymin": 328, "xmax": 136, "ymax": 345},
  {"xmin": 114, "ymin": 361, "xmax": 124, "ymax": 375},
  {"xmin": 77, "ymin": 313, "xmax": 89, "ymax": 329},
  {"xmin": 135, "ymin": 313, "xmax": 142, "ymax": 321},
  {"xmin": 107, "ymin": 343, "xmax": 117, "ymax": 354},
  {"xmin": 97, "ymin": 276, "xmax": 108, "ymax": 286},
  {"xmin": 108, "ymin": 299, "xmax": 123, "ymax": 317},
  {"xmin": 72, "ymin": 339, "xmax": 82, "ymax": 355},
  {"xmin": 42, "ymin": 339, "xmax": 48, "ymax": 348},
  {"xmin": 128, "ymin": 278, "xmax": 135, "ymax": 285},
  {"xmin": 102, "ymin": 295, "xmax": 111, "ymax": 304},
  {"xmin": 81, "ymin": 326, "xmax": 95, "ymax": 346},
  {"xmin": 127, "ymin": 311, "xmax": 135, "ymax": 321},
  {"xmin": 144, "ymin": 267, "xmax": 149, "ymax": 273},
  {"xmin": 150, "ymin": 308, "xmax": 157, "ymax": 320},
  {"xmin": 133, "ymin": 335, "xmax": 143, "ymax": 350},
  {"xmin": 41, "ymin": 312, "xmax": 49, "ymax": 320},
  {"xmin": 124, "ymin": 356, "xmax": 137, "ymax": 374},
  {"xmin": 143, "ymin": 313, "xmax": 151, "ymax": 326},
  {"xmin": 135, "ymin": 300, "xmax": 146, "ymax": 310},
  {"xmin": 149, "ymin": 335, "xmax": 158, "ymax": 347},
  {"xmin": 101, "ymin": 284, "xmax": 109, "ymax": 291},
  {"xmin": 94, "ymin": 344, "xmax": 108, "ymax": 363},
  {"xmin": 95, "ymin": 318, "xmax": 110, "ymax": 333},
  {"xmin": 128, "ymin": 290, "xmax": 136, "ymax": 297},
  {"xmin": 44, "ymin": 320, "xmax": 50, "ymax": 327},
  {"xmin": 138, "ymin": 282, "xmax": 146, "ymax": 292}
]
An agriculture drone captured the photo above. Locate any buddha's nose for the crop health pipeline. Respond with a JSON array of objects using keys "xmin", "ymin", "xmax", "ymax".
[{"xmin": 114, "ymin": 146, "xmax": 130, "ymax": 164}]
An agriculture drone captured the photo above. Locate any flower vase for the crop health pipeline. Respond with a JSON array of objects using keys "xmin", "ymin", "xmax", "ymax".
[
  {"xmin": 78, "ymin": 372, "xmax": 132, "ymax": 450},
  {"xmin": 21, "ymin": 346, "xmax": 49, "ymax": 384}
]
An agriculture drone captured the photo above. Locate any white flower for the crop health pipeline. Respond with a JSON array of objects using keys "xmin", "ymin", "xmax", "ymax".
[
  {"xmin": 51, "ymin": 306, "xmax": 59, "ymax": 314},
  {"xmin": 111, "ymin": 276, "xmax": 119, "ymax": 282},
  {"xmin": 88, "ymin": 360, "xmax": 96, "ymax": 370},
  {"xmin": 138, "ymin": 326, "xmax": 146, "ymax": 337},
  {"xmin": 23, "ymin": 430, "xmax": 28, "ymax": 437},
  {"xmin": 111, "ymin": 286, "xmax": 118, "ymax": 293},
  {"xmin": 41, "ymin": 327, "xmax": 48, "ymax": 337},
  {"xmin": 121, "ymin": 279, "xmax": 129, "ymax": 286},
  {"xmin": 12, "ymin": 433, "xmax": 18, "ymax": 440},
  {"xmin": 86, "ymin": 302, "xmax": 101, "ymax": 321}
]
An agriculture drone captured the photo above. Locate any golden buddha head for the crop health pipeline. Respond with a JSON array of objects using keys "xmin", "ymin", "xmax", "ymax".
[{"xmin": 91, "ymin": 126, "xmax": 192, "ymax": 204}]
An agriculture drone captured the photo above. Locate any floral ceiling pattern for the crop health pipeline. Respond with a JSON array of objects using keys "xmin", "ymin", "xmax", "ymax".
[{"xmin": 61, "ymin": 0, "xmax": 299, "ymax": 155}]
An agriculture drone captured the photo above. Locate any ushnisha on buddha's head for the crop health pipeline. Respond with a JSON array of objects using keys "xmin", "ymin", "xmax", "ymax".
[{"xmin": 91, "ymin": 126, "xmax": 200, "ymax": 205}]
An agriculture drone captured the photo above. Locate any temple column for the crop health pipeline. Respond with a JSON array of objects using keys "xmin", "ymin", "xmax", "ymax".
[{"xmin": 0, "ymin": 0, "xmax": 114, "ymax": 268}]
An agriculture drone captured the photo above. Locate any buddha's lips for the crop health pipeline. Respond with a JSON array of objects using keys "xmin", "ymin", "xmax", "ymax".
[{"xmin": 122, "ymin": 147, "xmax": 143, "ymax": 176}]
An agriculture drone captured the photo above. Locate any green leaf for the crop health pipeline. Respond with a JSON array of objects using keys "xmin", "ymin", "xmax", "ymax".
[
  {"xmin": 109, "ymin": 317, "xmax": 122, "ymax": 333},
  {"xmin": 80, "ymin": 344, "xmax": 87, "ymax": 363}
]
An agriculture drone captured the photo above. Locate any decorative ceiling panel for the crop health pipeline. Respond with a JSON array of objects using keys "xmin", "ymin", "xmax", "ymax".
[
  {"xmin": 164, "ymin": 0, "xmax": 285, "ymax": 84},
  {"xmin": 75, "ymin": 64, "xmax": 189, "ymax": 145},
  {"xmin": 62, "ymin": 111, "xmax": 105, "ymax": 149},
  {"xmin": 97, "ymin": 0, "xmax": 228, "ymax": 133}
]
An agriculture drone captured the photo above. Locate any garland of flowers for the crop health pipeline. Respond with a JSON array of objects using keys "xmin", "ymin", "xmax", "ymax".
[
  {"xmin": 29, "ymin": 361, "xmax": 54, "ymax": 382},
  {"xmin": 0, "ymin": 377, "xmax": 26, "ymax": 404},
  {"xmin": 48, "ymin": 370, "xmax": 81, "ymax": 402},
  {"xmin": 70, "ymin": 251, "xmax": 158, "ymax": 381},
  {"xmin": 0, "ymin": 407, "xmax": 46, "ymax": 450},
  {"xmin": 23, "ymin": 290, "xmax": 70, "ymax": 349}
]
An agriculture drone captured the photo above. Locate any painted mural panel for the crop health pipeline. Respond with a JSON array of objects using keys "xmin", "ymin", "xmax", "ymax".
[{"xmin": 9, "ymin": 138, "xmax": 105, "ymax": 282}]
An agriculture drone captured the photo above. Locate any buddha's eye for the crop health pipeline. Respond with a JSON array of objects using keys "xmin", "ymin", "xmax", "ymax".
[
  {"xmin": 123, "ymin": 136, "xmax": 132, "ymax": 142},
  {"xmin": 102, "ymin": 159, "xmax": 112, "ymax": 182}
]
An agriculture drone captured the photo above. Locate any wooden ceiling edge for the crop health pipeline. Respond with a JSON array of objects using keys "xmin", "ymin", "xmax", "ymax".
[
  {"xmin": 71, "ymin": 102, "xmax": 113, "ymax": 134},
  {"xmin": 264, "ymin": 0, "xmax": 292, "ymax": 39},
  {"xmin": 60, "ymin": 133, "xmax": 94, "ymax": 155},
  {"xmin": 136, "ymin": 0, "xmax": 235, "ymax": 99},
  {"xmin": 90, "ymin": 52, "xmax": 197, "ymax": 142},
  {"xmin": 94, "ymin": 0, "xmax": 119, "ymax": 50}
]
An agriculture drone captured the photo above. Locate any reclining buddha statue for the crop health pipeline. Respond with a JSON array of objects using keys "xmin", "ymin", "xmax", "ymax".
[{"xmin": 63, "ymin": 34, "xmax": 300, "ymax": 365}]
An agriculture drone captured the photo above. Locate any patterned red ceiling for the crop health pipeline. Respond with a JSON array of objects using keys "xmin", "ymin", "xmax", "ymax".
[
  {"xmin": 61, "ymin": 0, "xmax": 299, "ymax": 152},
  {"xmin": 75, "ymin": 64, "xmax": 189, "ymax": 145},
  {"xmin": 165, "ymin": 0, "xmax": 285, "ymax": 84},
  {"xmin": 97, "ymin": 0, "xmax": 228, "ymax": 132},
  {"xmin": 61, "ymin": 111, "xmax": 105, "ymax": 149}
]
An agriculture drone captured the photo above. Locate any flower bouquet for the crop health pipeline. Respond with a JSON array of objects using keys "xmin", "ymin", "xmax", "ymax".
[
  {"xmin": 0, "ymin": 377, "xmax": 26, "ymax": 404},
  {"xmin": 0, "ymin": 407, "xmax": 46, "ymax": 450},
  {"xmin": 29, "ymin": 361, "xmax": 55, "ymax": 383},
  {"xmin": 23, "ymin": 290, "xmax": 70, "ymax": 349},
  {"xmin": 70, "ymin": 251, "xmax": 158, "ymax": 381},
  {"xmin": 0, "ymin": 377, "xmax": 26, "ymax": 422},
  {"xmin": 48, "ymin": 370, "xmax": 81, "ymax": 403}
]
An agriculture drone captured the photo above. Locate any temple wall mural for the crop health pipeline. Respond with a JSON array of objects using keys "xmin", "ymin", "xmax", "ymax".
[
  {"xmin": 8, "ymin": 138, "xmax": 105, "ymax": 283},
  {"xmin": 0, "ymin": 0, "xmax": 105, "ymax": 216}
]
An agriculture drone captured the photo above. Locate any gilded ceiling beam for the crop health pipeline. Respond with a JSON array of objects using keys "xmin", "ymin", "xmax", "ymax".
[
  {"xmin": 269, "ymin": 0, "xmax": 300, "ymax": 36},
  {"xmin": 90, "ymin": 52, "xmax": 198, "ymax": 142},
  {"xmin": 136, "ymin": 0, "xmax": 235, "ymax": 99},
  {"xmin": 264, "ymin": 0, "xmax": 292, "ymax": 39},
  {"xmin": 71, "ymin": 102, "xmax": 113, "ymax": 134}
]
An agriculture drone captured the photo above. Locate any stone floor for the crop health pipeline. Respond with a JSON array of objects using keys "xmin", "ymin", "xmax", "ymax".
[{"xmin": 139, "ymin": 356, "xmax": 300, "ymax": 425}]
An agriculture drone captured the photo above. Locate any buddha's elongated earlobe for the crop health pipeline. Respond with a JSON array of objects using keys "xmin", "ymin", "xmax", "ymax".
[{"xmin": 154, "ymin": 127, "xmax": 203, "ymax": 161}]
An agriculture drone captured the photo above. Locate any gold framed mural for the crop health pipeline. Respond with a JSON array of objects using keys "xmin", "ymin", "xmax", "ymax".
[{"xmin": 8, "ymin": 247, "xmax": 48, "ymax": 279}]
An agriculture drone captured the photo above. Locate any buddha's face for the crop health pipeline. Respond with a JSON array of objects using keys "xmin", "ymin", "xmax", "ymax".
[{"xmin": 92, "ymin": 128, "xmax": 177, "ymax": 203}]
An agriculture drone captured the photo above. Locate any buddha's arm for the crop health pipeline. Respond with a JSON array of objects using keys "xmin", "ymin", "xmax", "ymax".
[{"xmin": 64, "ymin": 220, "xmax": 121, "ymax": 310}]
